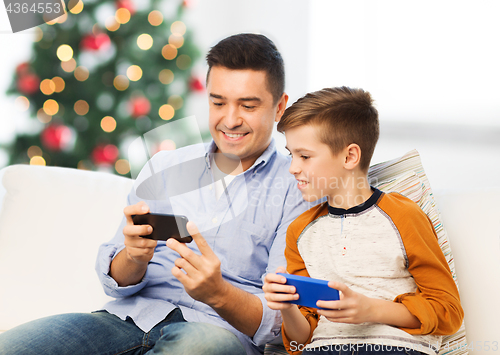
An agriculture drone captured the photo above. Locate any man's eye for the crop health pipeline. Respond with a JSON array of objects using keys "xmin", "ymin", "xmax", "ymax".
[
  {"xmin": 213, "ymin": 102, "xmax": 224, "ymax": 106},
  {"xmin": 243, "ymin": 105, "xmax": 255, "ymax": 110}
]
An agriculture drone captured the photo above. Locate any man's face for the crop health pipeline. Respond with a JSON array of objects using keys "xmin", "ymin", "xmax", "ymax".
[{"xmin": 207, "ymin": 66, "xmax": 287, "ymax": 171}]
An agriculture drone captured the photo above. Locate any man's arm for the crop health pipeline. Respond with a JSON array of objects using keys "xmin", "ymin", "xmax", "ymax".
[
  {"xmin": 167, "ymin": 222, "xmax": 263, "ymax": 336},
  {"xmin": 209, "ymin": 280, "xmax": 264, "ymax": 336}
]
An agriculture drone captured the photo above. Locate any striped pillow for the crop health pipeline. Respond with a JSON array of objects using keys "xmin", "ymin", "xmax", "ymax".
[{"xmin": 368, "ymin": 149, "xmax": 468, "ymax": 355}]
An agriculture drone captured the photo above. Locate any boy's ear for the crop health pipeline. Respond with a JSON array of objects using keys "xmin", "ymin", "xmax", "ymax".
[{"xmin": 344, "ymin": 143, "xmax": 362, "ymax": 170}]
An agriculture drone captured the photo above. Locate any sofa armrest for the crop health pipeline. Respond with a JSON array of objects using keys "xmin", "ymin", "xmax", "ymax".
[
  {"xmin": 434, "ymin": 188, "xmax": 500, "ymax": 348},
  {"xmin": 0, "ymin": 165, "xmax": 134, "ymax": 331}
]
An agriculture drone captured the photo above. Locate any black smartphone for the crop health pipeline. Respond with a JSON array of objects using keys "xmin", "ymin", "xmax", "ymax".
[{"xmin": 131, "ymin": 213, "xmax": 192, "ymax": 243}]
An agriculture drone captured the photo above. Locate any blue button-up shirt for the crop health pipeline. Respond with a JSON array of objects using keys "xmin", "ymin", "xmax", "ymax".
[{"xmin": 95, "ymin": 139, "xmax": 313, "ymax": 355}]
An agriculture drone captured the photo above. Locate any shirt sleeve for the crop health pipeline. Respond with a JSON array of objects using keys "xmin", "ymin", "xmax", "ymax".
[{"xmin": 381, "ymin": 194, "xmax": 464, "ymax": 335}]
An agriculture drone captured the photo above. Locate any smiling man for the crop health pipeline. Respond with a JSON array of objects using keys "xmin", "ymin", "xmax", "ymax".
[{"xmin": 0, "ymin": 34, "xmax": 314, "ymax": 355}]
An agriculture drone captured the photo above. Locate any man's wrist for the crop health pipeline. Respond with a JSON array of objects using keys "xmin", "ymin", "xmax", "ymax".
[{"xmin": 208, "ymin": 279, "xmax": 231, "ymax": 310}]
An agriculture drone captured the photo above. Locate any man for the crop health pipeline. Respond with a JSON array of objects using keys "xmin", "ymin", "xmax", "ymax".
[{"xmin": 0, "ymin": 34, "xmax": 311, "ymax": 354}]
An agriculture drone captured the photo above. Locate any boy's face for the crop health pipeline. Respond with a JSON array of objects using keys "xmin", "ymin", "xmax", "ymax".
[
  {"xmin": 206, "ymin": 66, "xmax": 287, "ymax": 171},
  {"xmin": 285, "ymin": 124, "xmax": 346, "ymax": 202}
]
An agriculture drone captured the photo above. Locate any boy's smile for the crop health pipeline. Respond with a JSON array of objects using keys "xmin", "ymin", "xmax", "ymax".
[
  {"xmin": 285, "ymin": 124, "xmax": 347, "ymax": 203},
  {"xmin": 285, "ymin": 124, "xmax": 373, "ymax": 208}
]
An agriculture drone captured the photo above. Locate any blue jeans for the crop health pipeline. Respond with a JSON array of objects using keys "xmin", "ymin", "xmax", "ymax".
[
  {"xmin": 302, "ymin": 343, "xmax": 424, "ymax": 355},
  {"xmin": 0, "ymin": 308, "xmax": 246, "ymax": 355}
]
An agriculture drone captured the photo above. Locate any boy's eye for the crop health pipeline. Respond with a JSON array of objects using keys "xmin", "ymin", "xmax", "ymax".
[
  {"xmin": 301, "ymin": 155, "xmax": 309, "ymax": 160},
  {"xmin": 212, "ymin": 102, "xmax": 224, "ymax": 106}
]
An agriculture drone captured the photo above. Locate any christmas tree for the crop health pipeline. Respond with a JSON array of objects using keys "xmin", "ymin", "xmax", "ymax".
[{"xmin": 4, "ymin": 0, "xmax": 204, "ymax": 176}]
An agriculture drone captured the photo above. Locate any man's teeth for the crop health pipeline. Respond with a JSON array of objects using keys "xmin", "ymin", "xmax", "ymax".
[
  {"xmin": 298, "ymin": 181, "xmax": 307, "ymax": 185},
  {"xmin": 225, "ymin": 132, "xmax": 246, "ymax": 138}
]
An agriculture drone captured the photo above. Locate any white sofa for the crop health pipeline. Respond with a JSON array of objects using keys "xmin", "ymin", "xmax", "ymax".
[{"xmin": 0, "ymin": 163, "xmax": 499, "ymax": 354}]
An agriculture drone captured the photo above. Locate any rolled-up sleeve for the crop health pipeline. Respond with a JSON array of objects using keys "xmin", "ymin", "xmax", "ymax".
[
  {"xmin": 95, "ymin": 237, "xmax": 149, "ymax": 298},
  {"xmin": 250, "ymin": 293, "xmax": 283, "ymax": 346}
]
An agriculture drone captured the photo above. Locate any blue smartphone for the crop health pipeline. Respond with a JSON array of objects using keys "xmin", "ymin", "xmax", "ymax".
[{"xmin": 277, "ymin": 273, "xmax": 340, "ymax": 309}]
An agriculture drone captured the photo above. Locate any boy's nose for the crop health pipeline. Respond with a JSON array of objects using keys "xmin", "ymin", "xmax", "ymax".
[{"xmin": 289, "ymin": 159, "xmax": 301, "ymax": 175}]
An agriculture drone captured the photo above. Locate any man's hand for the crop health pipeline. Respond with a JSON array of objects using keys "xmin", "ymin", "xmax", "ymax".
[
  {"xmin": 109, "ymin": 201, "xmax": 157, "ymax": 287},
  {"xmin": 262, "ymin": 267, "xmax": 299, "ymax": 310},
  {"xmin": 122, "ymin": 201, "xmax": 157, "ymax": 266},
  {"xmin": 166, "ymin": 221, "xmax": 228, "ymax": 307}
]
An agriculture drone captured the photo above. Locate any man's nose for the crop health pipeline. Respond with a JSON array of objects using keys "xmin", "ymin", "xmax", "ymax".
[{"xmin": 224, "ymin": 105, "xmax": 243, "ymax": 129}]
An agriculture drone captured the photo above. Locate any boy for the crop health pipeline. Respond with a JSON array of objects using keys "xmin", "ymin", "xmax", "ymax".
[{"xmin": 263, "ymin": 87, "xmax": 464, "ymax": 355}]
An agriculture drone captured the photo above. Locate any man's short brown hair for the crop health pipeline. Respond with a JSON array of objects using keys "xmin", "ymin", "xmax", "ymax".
[
  {"xmin": 277, "ymin": 87, "xmax": 379, "ymax": 171},
  {"xmin": 206, "ymin": 33, "xmax": 285, "ymax": 105}
]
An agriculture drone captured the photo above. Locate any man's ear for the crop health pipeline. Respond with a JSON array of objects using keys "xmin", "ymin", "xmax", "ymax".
[
  {"xmin": 344, "ymin": 143, "xmax": 362, "ymax": 170},
  {"xmin": 274, "ymin": 93, "xmax": 289, "ymax": 123}
]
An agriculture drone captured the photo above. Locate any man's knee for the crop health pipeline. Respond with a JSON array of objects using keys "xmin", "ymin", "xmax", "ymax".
[{"xmin": 154, "ymin": 322, "xmax": 245, "ymax": 355}]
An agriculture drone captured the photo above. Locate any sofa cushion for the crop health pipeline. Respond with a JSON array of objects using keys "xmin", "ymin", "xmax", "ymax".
[
  {"xmin": 0, "ymin": 165, "xmax": 134, "ymax": 331},
  {"xmin": 369, "ymin": 150, "xmax": 467, "ymax": 355}
]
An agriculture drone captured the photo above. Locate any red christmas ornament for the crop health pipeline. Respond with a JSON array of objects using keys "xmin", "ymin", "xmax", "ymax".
[
  {"xmin": 189, "ymin": 77, "xmax": 205, "ymax": 92},
  {"xmin": 116, "ymin": 0, "xmax": 135, "ymax": 14},
  {"xmin": 129, "ymin": 96, "xmax": 151, "ymax": 118},
  {"xmin": 17, "ymin": 73, "xmax": 40, "ymax": 95},
  {"xmin": 92, "ymin": 144, "xmax": 119, "ymax": 165},
  {"xmin": 81, "ymin": 33, "xmax": 111, "ymax": 51},
  {"xmin": 16, "ymin": 62, "xmax": 31, "ymax": 75},
  {"xmin": 41, "ymin": 124, "xmax": 73, "ymax": 151}
]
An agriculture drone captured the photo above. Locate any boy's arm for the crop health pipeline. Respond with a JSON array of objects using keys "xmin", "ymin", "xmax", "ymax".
[
  {"xmin": 263, "ymin": 269, "xmax": 312, "ymax": 346},
  {"xmin": 380, "ymin": 197, "xmax": 464, "ymax": 335},
  {"xmin": 316, "ymin": 281, "xmax": 421, "ymax": 328},
  {"xmin": 280, "ymin": 206, "xmax": 328, "ymax": 353}
]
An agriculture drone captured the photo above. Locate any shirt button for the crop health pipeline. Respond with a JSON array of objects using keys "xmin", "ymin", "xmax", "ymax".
[
  {"xmin": 209, "ymin": 185, "xmax": 213, "ymax": 190},
  {"xmin": 212, "ymin": 217, "xmax": 218, "ymax": 224}
]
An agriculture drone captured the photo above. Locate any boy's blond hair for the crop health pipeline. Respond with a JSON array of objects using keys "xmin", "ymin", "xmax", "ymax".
[{"xmin": 277, "ymin": 86, "xmax": 379, "ymax": 172}]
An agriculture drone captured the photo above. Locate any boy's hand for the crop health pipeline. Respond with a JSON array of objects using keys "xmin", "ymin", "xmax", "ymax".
[
  {"xmin": 262, "ymin": 267, "xmax": 299, "ymax": 310},
  {"xmin": 316, "ymin": 281, "xmax": 376, "ymax": 324}
]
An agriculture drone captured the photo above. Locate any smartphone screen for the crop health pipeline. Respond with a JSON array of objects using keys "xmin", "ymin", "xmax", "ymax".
[{"xmin": 132, "ymin": 213, "xmax": 192, "ymax": 243}]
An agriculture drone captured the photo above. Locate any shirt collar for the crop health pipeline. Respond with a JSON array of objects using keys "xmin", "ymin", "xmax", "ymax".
[
  {"xmin": 327, "ymin": 187, "xmax": 383, "ymax": 215},
  {"xmin": 204, "ymin": 138, "xmax": 277, "ymax": 172}
]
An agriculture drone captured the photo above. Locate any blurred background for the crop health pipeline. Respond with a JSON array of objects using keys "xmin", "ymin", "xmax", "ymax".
[{"xmin": 1, "ymin": 0, "xmax": 499, "ymax": 191}]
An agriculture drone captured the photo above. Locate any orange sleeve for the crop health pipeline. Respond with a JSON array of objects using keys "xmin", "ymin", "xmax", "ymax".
[
  {"xmin": 282, "ymin": 204, "xmax": 328, "ymax": 355},
  {"xmin": 378, "ymin": 193, "xmax": 464, "ymax": 335}
]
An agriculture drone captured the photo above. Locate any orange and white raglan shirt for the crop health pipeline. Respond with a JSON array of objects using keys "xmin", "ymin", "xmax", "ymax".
[{"xmin": 282, "ymin": 188, "xmax": 464, "ymax": 355}]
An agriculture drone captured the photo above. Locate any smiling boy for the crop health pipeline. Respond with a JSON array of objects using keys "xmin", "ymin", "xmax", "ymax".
[{"xmin": 263, "ymin": 87, "xmax": 464, "ymax": 355}]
